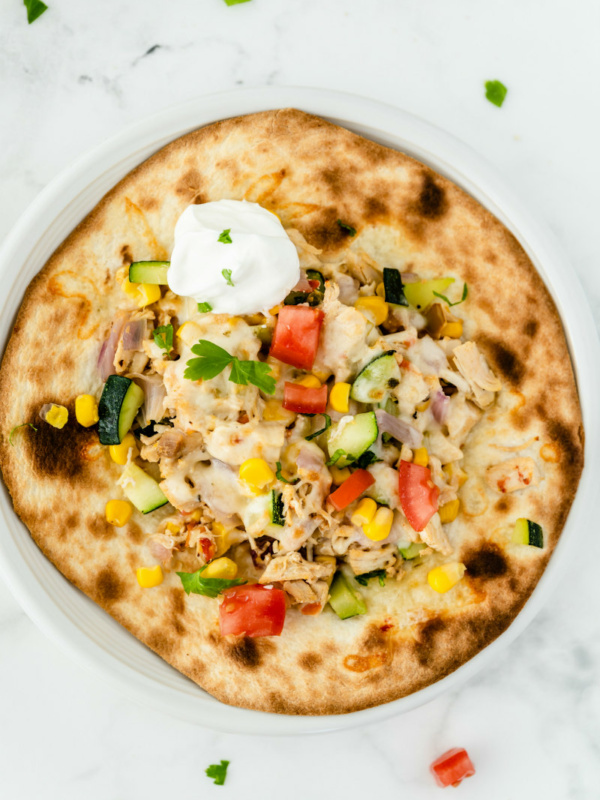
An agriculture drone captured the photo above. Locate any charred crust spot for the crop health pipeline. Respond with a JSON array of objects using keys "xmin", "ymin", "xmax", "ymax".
[
  {"xmin": 547, "ymin": 419, "xmax": 584, "ymax": 469},
  {"xmin": 170, "ymin": 587, "xmax": 186, "ymax": 617},
  {"xmin": 88, "ymin": 516, "xmax": 116, "ymax": 541},
  {"xmin": 126, "ymin": 522, "xmax": 144, "ymax": 545},
  {"xmin": 482, "ymin": 339, "xmax": 525, "ymax": 385},
  {"xmin": 175, "ymin": 168, "xmax": 206, "ymax": 205},
  {"xmin": 29, "ymin": 405, "xmax": 98, "ymax": 481},
  {"xmin": 320, "ymin": 168, "xmax": 345, "ymax": 197},
  {"xmin": 362, "ymin": 624, "xmax": 387, "ymax": 652},
  {"xmin": 495, "ymin": 497, "xmax": 512, "ymax": 513},
  {"xmin": 362, "ymin": 195, "xmax": 388, "ymax": 221},
  {"xmin": 464, "ymin": 543, "xmax": 507, "ymax": 580},
  {"xmin": 415, "ymin": 617, "xmax": 446, "ymax": 666},
  {"xmin": 138, "ymin": 195, "xmax": 158, "ymax": 212},
  {"xmin": 302, "ymin": 207, "xmax": 348, "ymax": 250},
  {"xmin": 524, "ymin": 320, "xmax": 539, "ymax": 338},
  {"xmin": 120, "ymin": 245, "xmax": 133, "ymax": 265},
  {"xmin": 416, "ymin": 173, "xmax": 447, "ymax": 220},
  {"xmin": 190, "ymin": 659, "xmax": 205, "ymax": 679},
  {"xmin": 147, "ymin": 630, "xmax": 175, "ymax": 656},
  {"xmin": 268, "ymin": 692, "xmax": 288, "ymax": 713},
  {"xmin": 298, "ymin": 652, "xmax": 323, "ymax": 672},
  {"xmin": 95, "ymin": 567, "xmax": 126, "ymax": 604},
  {"xmin": 228, "ymin": 637, "xmax": 261, "ymax": 669}
]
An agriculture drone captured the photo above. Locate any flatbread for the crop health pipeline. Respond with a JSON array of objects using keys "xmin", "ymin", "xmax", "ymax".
[{"xmin": 0, "ymin": 109, "xmax": 583, "ymax": 714}]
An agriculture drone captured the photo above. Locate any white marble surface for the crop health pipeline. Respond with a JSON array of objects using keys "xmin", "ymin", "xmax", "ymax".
[{"xmin": 1, "ymin": 0, "xmax": 600, "ymax": 797}]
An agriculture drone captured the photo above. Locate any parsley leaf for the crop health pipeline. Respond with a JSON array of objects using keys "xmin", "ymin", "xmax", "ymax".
[
  {"xmin": 218, "ymin": 229, "xmax": 232, "ymax": 244},
  {"xmin": 184, "ymin": 339, "xmax": 276, "ymax": 394},
  {"xmin": 485, "ymin": 80, "xmax": 508, "ymax": 108},
  {"xmin": 355, "ymin": 569, "xmax": 387, "ymax": 587},
  {"xmin": 206, "ymin": 760, "xmax": 230, "ymax": 786},
  {"xmin": 24, "ymin": 0, "xmax": 48, "ymax": 24},
  {"xmin": 433, "ymin": 282, "xmax": 468, "ymax": 307},
  {"xmin": 222, "ymin": 268, "xmax": 234, "ymax": 286},
  {"xmin": 305, "ymin": 413, "xmax": 332, "ymax": 442},
  {"xmin": 337, "ymin": 219, "xmax": 357, "ymax": 236},
  {"xmin": 8, "ymin": 422, "xmax": 37, "ymax": 446},
  {"xmin": 326, "ymin": 448, "xmax": 347, "ymax": 466},
  {"xmin": 276, "ymin": 461, "xmax": 300, "ymax": 485},
  {"xmin": 153, "ymin": 324, "xmax": 174, "ymax": 355},
  {"xmin": 353, "ymin": 450, "xmax": 381, "ymax": 469},
  {"xmin": 177, "ymin": 566, "xmax": 245, "ymax": 598},
  {"xmin": 197, "ymin": 302, "xmax": 213, "ymax": 313}
]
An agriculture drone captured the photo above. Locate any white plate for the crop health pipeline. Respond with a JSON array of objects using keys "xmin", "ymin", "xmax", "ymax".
[{"xmin": 0, "ymin": 87, "xmax": 597, "ymax": 735}]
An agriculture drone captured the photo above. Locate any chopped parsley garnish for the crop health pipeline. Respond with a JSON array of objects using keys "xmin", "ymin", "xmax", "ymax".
[
  {"xmin": 353, "ymin": 450, "xmax": 381, "ymax": 469},
  {"xmin": 485, "ymin": 80, "xmax": 508, "ymax": 108},
  {"xmin": 24, "ymin": 0, "xmax": 48, "ymax": 24},
  {"xmin": 355, "ymin": 569, "xmax": 387, "ymax": 587},
  {"xmin": 337, "ymin": 219, "xmax": 357, "ymax": 236},
  {"xmin": 205, "ymin": 760, "xmax": 230, "ymax": 786},
  {"xmin": 222, "ymin": 268, "xmax": 234, "ymax": 286},
  {"xmin": 433, "ymin": 282, "xmax": 468, "ymax": 307},
  {"xmin": 218, "ymin": 229, "xmax": 232, "ymax": 244},
  {"xmin": 305, "ymin": 413, "xmax": 332, "ymax": 441},
  {"xmin": 197, "ymin": 301, "xmax": 213, "ymax": 313},
  {"xmin": 177, "ymin": 566, "xmax": 245, "ymax": 598},
  {"xmin": 276, "ymin": 461, "xmax": 300, "ymax": 485},
  {"xmin": 8, "ymin": 422, "xmax": 37, "ymax": 446},
  {"xmin": 153, "ymin": 324, "xmax": 174, "ymax": 355},
  {"xmin": 184, "ymin": 339, "xmax": 276, "ymax": 394}
]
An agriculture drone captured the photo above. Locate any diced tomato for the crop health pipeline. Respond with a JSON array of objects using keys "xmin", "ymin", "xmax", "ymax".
[
  {"xmin": 430, "ymin": 748, "xmax": 475, "ymax": 788},
  {"xmin": 199, "ymin": 538, "xmax": 216, "ymax": 562},
  {"xmin": 269, "ymin": 306, "xmax": 324, "ymax": 370},
  {"xmin": 398, "ymin": 460, "xmax": 439, "ymax": 531},
  {"xmin": 283, "ymin": 382, "xmax": 328, "ymax": 414},
  {"xmin": 328, "ymin": 469, "xmax": 375, "ymax": 511},
  {"xmin": 219, "ymin": 584, "xmax": 286, "ymax": 638},
  {"xmin": 300, "ymin": 603, "xmax": 322, "ymax": 616}
]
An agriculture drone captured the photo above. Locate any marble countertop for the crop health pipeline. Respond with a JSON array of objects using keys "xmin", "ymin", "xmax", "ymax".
[{"xmin": 1, "ymin": 0, "xmax": 600, "ymax": 797}]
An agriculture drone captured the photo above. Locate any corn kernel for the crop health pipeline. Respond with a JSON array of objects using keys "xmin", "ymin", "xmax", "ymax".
[
  {"xmin": 75, "ymin": 394, "xmax": 99, "ymax": 427},
  {"xmin": 376, "ymin": 282, "xmax": 386, "ymax": 298},
  {"xmin": 330, "ymin": 465, "xmax": 351, "ymax": 485},
  {"xmin": 439, "ymin": 499, "xmax": 460, "ymax": 524},
  {"xmin": 363, "ymin": 506, "xmax": 394, "ymax": 542},
  {"xmin": 296, "ymin": 375, "xmax": 321, "ymax": 389},
  {"xmin": 105, "ymin": 499, "xmax": 133, "ymax": 527},
  {"xmin": 351, "ymin": 498, "xmax": 377, "ymax": 527},
  {"xmin": 440, "ymin": 321, "xmax": 463, "ymax": 339},
  {"xmin": 443, "ymin": 463, "xmax": 468, "ymax": 487},
  {"xmin": 44, "ymin": 404, "xmax": 68, "ymax": 429},
  {"xmin": 354, "ymin": 295, "xmax": 389, "ymax": 326},
  {"xmin": 269, "ymin": 305, "xmax": 282, "ymax": 315},
  {"xmin": 427, "ymin": 562, "xmax": 466, "ymax": 593},
  {"xmin": 136, "ymin": 565, "xmax": 163, "ymax": 589},
  {"xmin": 312, "ymin": 367, "xmax": 332, "ymax": 383},
  {"xmin": 416, "ymin": 399, "xmax": 431, "ymax": 413},
  {"xmin": 329, "ymin": 382, "xmax": 351, "ymax": 413},
  {"xmin": 121, "ymin": 276, "xmax": 141, "ymax": 301},
  {"xmin": 239, "ymin": 458, "xmax": 275, "ymax": 491},
  {"xmin": 136, "ymin": 283, "xmax": 162, "ymax": 307},
  {"xmin": 176, "ymin": 321, "xmax": 203, "ymax": 347},
  {"xmin": 201, "ymin": 557, "xmax": 238, "ymax": 580},
  {"xmin": 187, "ymin": 509, "xmax": 202, "ymax": 522},
  {"xmin": 109, "ymin": 432, "xmax": 138, "ymax": 465},
  {"xmin": 166, "ymin": 521, "xmax": 181, "ymax": 534},
  {"xmin": 263, "ymin": 399, "xmax": 296, "ymax": 423},
  {"xmin": 413, "ymin": 447, "xmax": 429, "ymax": 467}
]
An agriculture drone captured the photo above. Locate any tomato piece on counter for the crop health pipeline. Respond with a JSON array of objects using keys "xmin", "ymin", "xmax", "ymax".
[
  {"xmin": 430, "ymin": 748, "xmax": 475, "ymax": 788},
  {"xmin": 269, "ymin": 306, "xmax": 324, "ymax": 370},
  {"xmin": 398, "ymin": 460, "xmax": 439, "ymax": 531},
  {"xmin": 219, "ymin": 584, "xmax": 286, "ymax": 637},
  {"xmin": 328, "ymin": 469, "xmax": 375, "ymax": 511},
  {"xmin": 283, "ymin": 382, "xmax": 328, "ymax": 414}
]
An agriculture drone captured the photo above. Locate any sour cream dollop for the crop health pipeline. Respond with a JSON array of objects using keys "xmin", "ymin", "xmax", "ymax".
[{"xmin": 168, "ymin": 200, "xmax": 300, "ymax": 315}]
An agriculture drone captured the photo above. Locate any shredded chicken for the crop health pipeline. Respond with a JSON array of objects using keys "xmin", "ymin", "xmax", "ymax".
[
  {"xmin": 345, "ymin": 546, "xmax": 397, "ymax": 575},
  {"xmin": 452, "ymin": 341, "xmax": 501, "ymax": 408},
  {"xmin": 419, "ymin": 513, "xmax": 453, "ymax": 555},
  {"xmin": 259, "ymin": 551, "xmax": 335, "ymax": 584}
]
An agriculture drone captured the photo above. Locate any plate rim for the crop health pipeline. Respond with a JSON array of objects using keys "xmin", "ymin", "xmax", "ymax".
[{"xmin": 0, "ymin": 85, "xmax": 597, "ymax": 735}]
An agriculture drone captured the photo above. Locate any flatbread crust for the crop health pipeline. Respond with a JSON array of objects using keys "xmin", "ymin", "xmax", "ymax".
[{"xmin": 0, "ymin": 109, "xmax": 583, "ymax": 714}]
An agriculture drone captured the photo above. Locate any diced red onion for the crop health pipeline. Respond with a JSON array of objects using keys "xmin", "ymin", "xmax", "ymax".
[
  {"xmin": 142, "ymin": 378, "xmax": 165, "ymax": 424},
  {"xmin": 122, "ymin": 318, "xmax": 147, "ymax": 351},
  {"xmin": 293, "ymin": 278, "xmax": 316, "ymax": 293},
  {"xmin": 375, "ymin": 409, "xmax": 422, "ymax": 448},
  {"xmin": 97, "ymin": 312, "xmax": 128, "ymax": 380},
  {"xmin": 148, "ymin": 536, "xmax": 175, "ymax": 564},
  {"xmin": 431, "ymin": 391, "xmax": 450, "ymax": 425}
]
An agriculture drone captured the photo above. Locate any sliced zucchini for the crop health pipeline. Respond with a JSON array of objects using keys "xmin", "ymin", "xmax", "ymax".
[
  {"xmin": 398, "ymin": 541, "xmax": 427, "ymax": 560},
  {"xmin": 403, "ymin": 277, "xmax": 454, "ymax": 311},
  {"xmin": 383, "ymin": 268, "xmax": 408, "ymax": 306},
  {"xmin": 120, "ymin": 463, "xmax": 168, "ymax": 513},
  {"xmin": 271, "ymin": 490, "xmax": 285, "ymax": 526},
  {"xmin": 241, "ymin": 494, "xmax": 283, "ymax": 536},
  {"xmin": 512, "ymin": 518, "xmax": 543, "ymax": 548},
  {"xmin": 327, "ymin": 411, "xmax": 378, "ymax": 468},
  {"xmin": 328, "ymin": 571, "xmax": 367, "ymax": 619},
  {"xmin": 350, "ymin": 352, "xmax": 401, "ymax": 404},
  {"xmin": 98, "ymin": 376, "xmax": 145, "ymax": 445},
  {"xmin": 129, "ymin": 261, "xmax": 170, "ymax": 285}
]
